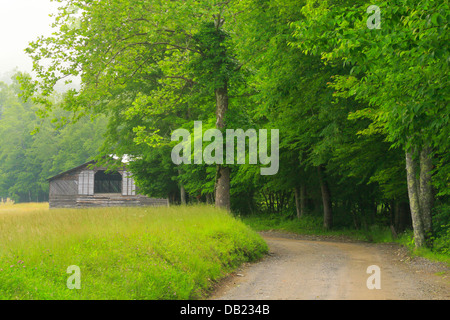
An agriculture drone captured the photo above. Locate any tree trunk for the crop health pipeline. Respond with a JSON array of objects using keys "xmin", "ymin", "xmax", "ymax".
[
  {"xmin": 371, "ymin": 201, "xmax": 377, "ymax": 225},
  {"xmin": 294, "ymin": 187, "xmax": 301, "ymax": 219},
  {"xmin": 318, "ymin": 165, "xmax": 333, "ymax": 230},
  {"xmin": 394, "ymin": 201, "xmax": 410, "ymax": 233},
  {"xmin": 214, "ymin": 82, "xmax": 231, "ymax": 211},
  {"xmin": 352, "ymin": 208, "xmax": 360, "ymax": 230},
  {"xmin": 295, "ymin": 184, "xmax": 307, "ymax": 219},
  {"xmin": 215, "ymin": 165, "xmax": 230, "ymax": 211},
  {"xmin": 178, "ymin": 168, "xmax": 187, "ymax": 205},
  {"xmin": 300, "ymin": 183, "xmax": 306, "ymax": 217},
  {"xmin": 390, "ymin": 201, "xmax": 396, "ymax": 231},
  {"xmin": 393, "ymin": 201, "xmax": 399, "ymax": 232},
  {"xmin": 180, "ymin": 184, "xmax": 186, "ymax": 205},
  {"xmin": 390, "ymin": 225, "xmax": 398, "ymax": 239},
  {"xmin": 206, "ymin": 193, "xmax": 212, "ymax": 204},
  {"xmin": 405, "ymin": 149, "xmax": 426, "ymax": 248},
  {"xmin": 419, "ymin": 145, "xmax": 433, "ymax": 242}
]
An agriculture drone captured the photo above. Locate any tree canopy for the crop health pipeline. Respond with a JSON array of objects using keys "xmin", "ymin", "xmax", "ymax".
[
  {"xmin": 0, "ymin": 75, "xmax": 107, "ymax": 202},
  {"xmin": 11, "ymin": 0, "xmax": 449, "ymax": 250}
]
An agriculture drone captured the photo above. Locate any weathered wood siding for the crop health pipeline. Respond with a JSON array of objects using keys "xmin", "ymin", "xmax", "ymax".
[
  {"xmin": 53, "ymin": 194, "xmax": 169, "ymax": 208},
  {"xmin": 122, "ymin": 171, "xmax": 136, "ymax": 196},
  {"xmin": 78, "ymin": 170, "xmax": 94, "ymax": 195},
  {"xmin": 50, "ymin": 179, "xmax": 77, "ymax": 196}
]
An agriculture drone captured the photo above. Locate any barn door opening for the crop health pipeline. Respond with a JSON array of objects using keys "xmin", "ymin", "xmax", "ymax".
[{"xmin": 94, "ymin": 170, "xmax": 122, "ymax": 194}]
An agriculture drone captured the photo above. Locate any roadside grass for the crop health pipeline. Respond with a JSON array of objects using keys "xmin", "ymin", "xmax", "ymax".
[
  {"xmin": 241, "ymin": 213, "xmax": 450, "ymax": 266},
  {"xmin": 395, "ymin": 231, "xmax": 450, "ymax": 265},
  {"xmin": 0, "ymin": 204, "xmax": 268, "ymax": 300},
  {"xmin": 241, "ymin": 214, "xmax": 368, "ymax": 241}
]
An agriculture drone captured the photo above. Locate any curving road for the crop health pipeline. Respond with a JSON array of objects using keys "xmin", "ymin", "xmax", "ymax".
[{"xmin": 211, "ymin": 231, "xmax": 450, "ymax": 300}]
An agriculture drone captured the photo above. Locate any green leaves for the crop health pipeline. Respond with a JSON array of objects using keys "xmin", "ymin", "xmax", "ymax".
[{"xmin": 10, "ymin": 0, "xmax": 447, "ymax": 222}]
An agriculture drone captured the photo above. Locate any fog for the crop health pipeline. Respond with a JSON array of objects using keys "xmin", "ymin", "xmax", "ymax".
[{"xmin": 0, "ymin": 0, "xmax": 60, "ymax": 84}]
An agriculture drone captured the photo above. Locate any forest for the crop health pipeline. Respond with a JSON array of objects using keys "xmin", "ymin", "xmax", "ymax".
[{"xmin": 0, "ymin": 0, "xmax": 448, "ymax": 252}]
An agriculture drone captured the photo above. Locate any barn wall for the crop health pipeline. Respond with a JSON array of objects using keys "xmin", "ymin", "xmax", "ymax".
[
  {"xmin": 122, "ymin": 171, "xmax": 136, "ymax": 196},
  {"xmin": 50, "ymin": 179, "xmax": 77, "ymax": 196},
  {"xmin": 49, "ymin": 171, "xmax": 78, "ymax": 208},
  {"xmin": 78, "ymin": 170, "xmax": 94, "ymax": 195},
  {"xmin": 75, "ymin": 194, "xmax": 169, "ymax": 208}
]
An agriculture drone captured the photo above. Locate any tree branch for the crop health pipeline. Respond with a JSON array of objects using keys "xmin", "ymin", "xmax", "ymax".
[{"xmin": 164, "ymin": 76, "xmax": 197, "ymax": 85}]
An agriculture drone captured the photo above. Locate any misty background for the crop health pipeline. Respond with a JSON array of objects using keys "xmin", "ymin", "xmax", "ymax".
[{"xmin": 0, "ymin": 0, "xmax": 78, "ymax": 90}]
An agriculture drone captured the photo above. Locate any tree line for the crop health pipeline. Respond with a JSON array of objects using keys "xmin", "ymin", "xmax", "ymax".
[
  {"xmin": 0, "ymin": 79, "xmax": 106, "ymax": 202},
  {"xmin": 15, "ymin": 0, "xmax": 449, "ymax": 250}
]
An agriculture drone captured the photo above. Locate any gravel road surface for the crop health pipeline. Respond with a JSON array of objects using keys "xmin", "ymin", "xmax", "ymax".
[{"xmin": 210, "ymin": 231, "xmax": 449, "ymax": 300}]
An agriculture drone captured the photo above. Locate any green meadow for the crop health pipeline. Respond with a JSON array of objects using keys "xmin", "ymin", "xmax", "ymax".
[{"xmin": 0, "ymin": 204, "xmax": 268, "ymax": 300}]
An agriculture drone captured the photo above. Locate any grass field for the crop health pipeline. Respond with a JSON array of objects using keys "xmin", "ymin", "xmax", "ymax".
[{"xmin": 0, "ymin": 204, "xmax": 268, "ymax": 300}]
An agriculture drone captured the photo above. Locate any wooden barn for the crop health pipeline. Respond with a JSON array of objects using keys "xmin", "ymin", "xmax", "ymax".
[{"xmin": 48, "ymin": 160, "xmax": 169, "ymax": 209}]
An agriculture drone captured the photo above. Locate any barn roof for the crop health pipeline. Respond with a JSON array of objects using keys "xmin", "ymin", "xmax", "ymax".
[
  {"xmin": 47, "ymin": 155, "xmax": 134, "ymax": 182},
  {"xmin": 47, "ymin": 160, "xmax": 97, "ymax": 181}
]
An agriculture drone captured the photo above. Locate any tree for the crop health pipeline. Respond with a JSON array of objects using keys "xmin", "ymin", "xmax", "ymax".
[
  {"xmin": 20, "ymin": 0, "xmax": 248, "ymax": 211},
  {"xmin": 0, "ymin": 75, "xmax": 106, "ymax": 202},
  {"xmin": 291, "ymin": 0, "xmax": 449, "ymax": 247},
  {"xmin": 233, "ymin": 0, "xmax": 371, "ymax": 229}
]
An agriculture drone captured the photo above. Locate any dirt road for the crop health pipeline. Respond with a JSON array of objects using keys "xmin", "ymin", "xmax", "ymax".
[{"xmin": 211, "ymin": 231, "xmax": 449, "ymax": 300}]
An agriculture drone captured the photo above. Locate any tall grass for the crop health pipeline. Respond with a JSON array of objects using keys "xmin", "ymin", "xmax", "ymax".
[{"xmin": 0, "ymin": 204, "xmax": 268, "ymax": 300}]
